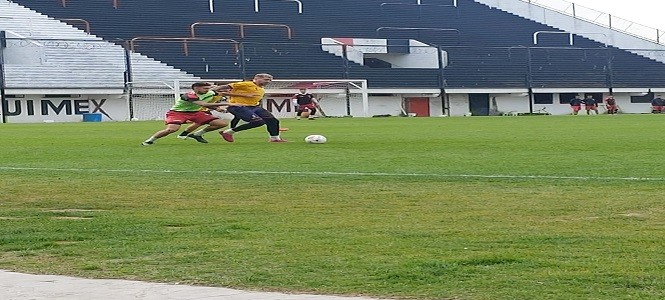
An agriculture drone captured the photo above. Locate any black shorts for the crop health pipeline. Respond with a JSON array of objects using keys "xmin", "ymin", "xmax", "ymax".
[{"xmin": 227, "ymin": 106, "xmax": 275, "ymax": 122}]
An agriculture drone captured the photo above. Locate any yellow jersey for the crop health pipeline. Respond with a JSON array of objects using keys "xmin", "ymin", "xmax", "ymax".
[{"xmin": 228, "ymin": 81, "xmax": 265, "ymax": 106}]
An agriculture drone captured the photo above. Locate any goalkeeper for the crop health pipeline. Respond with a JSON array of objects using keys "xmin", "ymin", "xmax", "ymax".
[{"xmin": 292, "ymin": 88, "xmax": 319, "ymax": 120}]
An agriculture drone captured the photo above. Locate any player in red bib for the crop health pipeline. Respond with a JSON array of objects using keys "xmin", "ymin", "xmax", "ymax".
[
  {"xmin": 292, "ymin": 88, "xmax": 319, "ymax": 120},
  {"xmin": 583, "ymin": 95, "xmax": 599, "ymax": 115},
  {"xmin": 651, "ymin": 95, "xmax": 665, "ymax": 113},
  {"xmin": 569, "ymin": 94, "xmax": 583, "ymax": 115}
]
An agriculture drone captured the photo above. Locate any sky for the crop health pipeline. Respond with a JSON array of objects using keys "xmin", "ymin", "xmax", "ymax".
[{"xmin": 564, "ymin": 0, "xmax": 665, "ymax": 29}]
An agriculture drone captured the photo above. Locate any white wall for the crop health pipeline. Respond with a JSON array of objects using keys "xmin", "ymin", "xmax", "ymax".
[
  {"xmin": 444, "ymin": 92, "xmax": 656, "ymax": 116},
  {"xmin": 264, "ymin": 93, "xmax": 404, "ymax": 118},
  {"xmin": 492, "ymin": 93, "xmax": 531, "ymax": 113},
  {"xmin": 367, "ymin": 41, "xmax": 443, "ymax": 69},
  {"xmin": 429, "ymin": 96, "xmax": 445, "ymax": 116},
  {"xmin": 448, "ymin": 94, "xmax": 471, "ymax": 116},
  {"xmin": 529, "ymin": 93, "xmax": 654, "ymax": 115},
  {"xmin": 3, "ymin": 92, "xmax": 656, "ymax": 123},
  {"xmin": 3, "ymin": 94, "xmax": 129, "ymax": 123},
  {"xmin": 321, "ymin": 38, "xmax": 444, "ymax": 68},
  {"xmin": 3, "ymin": 31, "xmax": 45, "ymax": 65}
]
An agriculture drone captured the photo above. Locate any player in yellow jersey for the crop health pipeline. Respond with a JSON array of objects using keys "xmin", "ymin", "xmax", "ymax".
[{"xmin": 218, "ymin": 73, "xmax": 287, "ymax": 142}]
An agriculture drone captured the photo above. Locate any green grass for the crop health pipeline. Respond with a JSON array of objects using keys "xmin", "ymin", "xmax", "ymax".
[{"xmin": 0, "ymin": 115, "xmax": 664, "ymax": 300}]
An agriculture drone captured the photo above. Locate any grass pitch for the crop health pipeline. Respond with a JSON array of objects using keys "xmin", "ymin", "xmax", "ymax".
[{"xmin": 1, "ymin": 115, "xmax": 664, "ymax": 300}]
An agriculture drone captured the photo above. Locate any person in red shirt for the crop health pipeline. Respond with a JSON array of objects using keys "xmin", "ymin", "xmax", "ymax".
[
  {"xmin": 651, "ymin": 95, "xmax": 665, "ymax": 113},
  {"xmin": 583, "ymin": 95, "xmax": 599, "ymax": 115},
  {"xmin": 569, "ymin": 94, "xmax": 583, "ymax": 115},
  {"xmin": 604, "ymin": 95, "xmax": 618, "ymax": 115},
  {"xmin": 292, "ymin": 88, "xmax": 319, "ymax": 120}
]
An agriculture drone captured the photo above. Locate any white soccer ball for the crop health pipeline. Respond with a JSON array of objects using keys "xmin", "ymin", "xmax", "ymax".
[{"xmin": 304, "ymin": 134, "xmax": 327, "ymax": 144}]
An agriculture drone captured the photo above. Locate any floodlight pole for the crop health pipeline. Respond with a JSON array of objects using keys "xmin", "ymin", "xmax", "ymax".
[
  {"xmin": 341, "ymin": 44, "xmax": 352, "ymax": 116},
  {"xmin": 527, "ymin": 47, "xmax": 534, "ymax": 114},
  {"xmin": 238, "ymin": 42, "xmax": 247, "ymax": 80},
  {"xmin": 0, "ymin": 31, "xmax": 7, "ymax": 123},
  {"xmin": 437, "ymin": 45, "xmax": 448, "ymax": 116},
  {"xmin": 607, "ymin": 47, "xmax": 614, "ymax": 91}
]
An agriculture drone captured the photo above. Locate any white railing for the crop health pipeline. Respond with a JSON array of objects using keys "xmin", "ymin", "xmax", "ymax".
[
  {"xmin": 521, "ymin": 0, "xmax": 665, "ymax": 44},
  {"xmin": 254, "ymin": 0, "xmax": 303, "ymax": 14},
  {"xmin": 207, "ymin": 0, "xmax": 303, "ymax": 13}
]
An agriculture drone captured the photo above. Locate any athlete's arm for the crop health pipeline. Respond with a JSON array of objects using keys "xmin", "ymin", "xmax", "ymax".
[
  {"xmin": 191, "ymin": 100, "xmax": 228, "ymax": 108},
  {"xmin": 221, "ymin": 91, "xmax": 260, "ymax": 98}
]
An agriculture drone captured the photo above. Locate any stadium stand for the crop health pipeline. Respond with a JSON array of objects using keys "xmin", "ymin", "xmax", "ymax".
[
  {"xmin": 0, "ymin": 0, "xmax": 196, "ymax": 90},
  {"xmin": 5, "ymin": 0, "xmax": 665, "ymax": 89}
]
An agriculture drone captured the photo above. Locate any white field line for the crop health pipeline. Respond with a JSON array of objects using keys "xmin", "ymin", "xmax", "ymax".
[{"xmin": 1, "ymin": 166, "xmax": 664, "ymax": 182}]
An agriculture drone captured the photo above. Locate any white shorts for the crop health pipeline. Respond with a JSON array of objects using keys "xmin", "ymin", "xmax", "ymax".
[{"xmin": 210, "ymin": 111, "xmax": 235, "ymax": 120}]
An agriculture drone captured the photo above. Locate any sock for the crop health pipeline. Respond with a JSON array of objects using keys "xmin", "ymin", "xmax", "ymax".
[
  {"xmin": 296, "ymin": 116, "xmax": 301, "ymax": 120},
  {"xmin": 145, "ymin": 136, "xmax": 157, "ymax": 142},
  {"xmin": 192, "ymin": 129, "xmax": 206, "ymax": 136},
  {"xmin": 270, "ymin": 135, "xmax": 281, "ymax": 140},
  {"xmin": 178, "ymin": 131, "xmax": 189, "ymax": 136}
]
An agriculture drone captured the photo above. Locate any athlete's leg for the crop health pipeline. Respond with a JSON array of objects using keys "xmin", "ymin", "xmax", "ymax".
[
  {"xmin": 178, "ymin": 122, "xmax": 203, "ymax": 138},
  {"xmin": 230, "ymin": 116, "xmax": 241, "ymax": 128},
  {"xmin": 254, "ymin": 107, "xmax": 282, "ymax": 138},
  {"xmin": 227, "ymin": 107, "xmax": 265, "ymax": 132},
  {"xmin": 143, "ymin": 124, "xmax": 181, "ymax": 145}
]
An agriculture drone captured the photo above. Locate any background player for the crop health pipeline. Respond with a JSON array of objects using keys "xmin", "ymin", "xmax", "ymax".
[
  {"xmin": 569, "ymin": 94, "xmax": 583, "ymax": 115},
  {"xmin": 604, "ymin": 95, "xmax": 618, "ymax": 114},
  {"xmin": 583, "ymin": 95, "xmax": 599, "ymax": 115},
  {"xmin": 292, "ymin": 88, "xmax": 319, "ymax": 120}
]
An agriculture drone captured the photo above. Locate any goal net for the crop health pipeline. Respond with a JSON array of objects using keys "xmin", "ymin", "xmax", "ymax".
[{"xmin": 127, "ymin": 79, "xmax": 368, "ymax": 120}]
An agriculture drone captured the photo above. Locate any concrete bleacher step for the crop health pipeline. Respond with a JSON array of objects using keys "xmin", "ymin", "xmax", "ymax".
[{"xmin": 0, "ymin": 0, "xmax": 196, "ymax": 89}]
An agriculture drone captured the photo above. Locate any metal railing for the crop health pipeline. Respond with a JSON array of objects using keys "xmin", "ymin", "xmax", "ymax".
[
  {"xmin": 128, "ymin": 37, "xmax": 239, "ymax": 55},
  {"xmin": 533, "ymin": 31, "xmax": 608, "ymax": 46},
  {"xmin": 522, "ymin": 0, "xmax": 665, "ymax": 44},
  {"xmin": 376, "ymin": 27, "xmax": 461, "ymax": 44},
  {"xmin": 58, "ymin": 18, "xmax": 91, "ymax": 34},
  {"xmin": 190, "ymin": 22, "xmax": 293, "ymax": 39},
  {"xmin": 254, "ymin": 0, "xmax": 302, "ymax": 14},
  {"xmin": 59, "ymin": 0, "xmax": 119, "ymax": 9},
  {"xmin": 380, "ymin": 0, "xmax": 458, "ymax": 9}
]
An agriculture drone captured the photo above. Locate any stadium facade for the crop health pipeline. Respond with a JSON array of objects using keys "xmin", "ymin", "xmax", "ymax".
[{"xmin": 1, "ymin": 0, "xmax": 665, "ymax": 122}]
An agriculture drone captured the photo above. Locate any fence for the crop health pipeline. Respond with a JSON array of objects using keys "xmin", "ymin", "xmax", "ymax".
[
  {"xmin": 520, "ymin": 0, "xmax": 665, "ymax": 44},
  {"xmin": 2, "ymin": 37, "xmax": 665, "ymax": 91}
]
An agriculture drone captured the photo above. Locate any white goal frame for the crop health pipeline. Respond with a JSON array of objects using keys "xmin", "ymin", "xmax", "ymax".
[{"xmin": 127, "ymin": 78, "xmax": 369, "ymax": 120}]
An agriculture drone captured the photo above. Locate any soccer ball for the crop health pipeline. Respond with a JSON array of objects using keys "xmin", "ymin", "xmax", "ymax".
[{"xmin": 304, "ymin": 134, "xmax": 327, "ymax": 144}]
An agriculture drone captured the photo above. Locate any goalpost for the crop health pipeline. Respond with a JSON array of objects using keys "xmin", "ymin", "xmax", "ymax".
[
  {"xmin": 264, "ymin": 79, "xmax": 369, "ymax": 118},
  {"xmin": 127, "ymin": 79, "xmax": 369, "ymax": 120}
]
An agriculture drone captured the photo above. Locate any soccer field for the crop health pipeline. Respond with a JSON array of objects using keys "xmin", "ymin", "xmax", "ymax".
[{"xmin": 1, "ymin": 115, "xmax": 664, "ymax": 300}]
